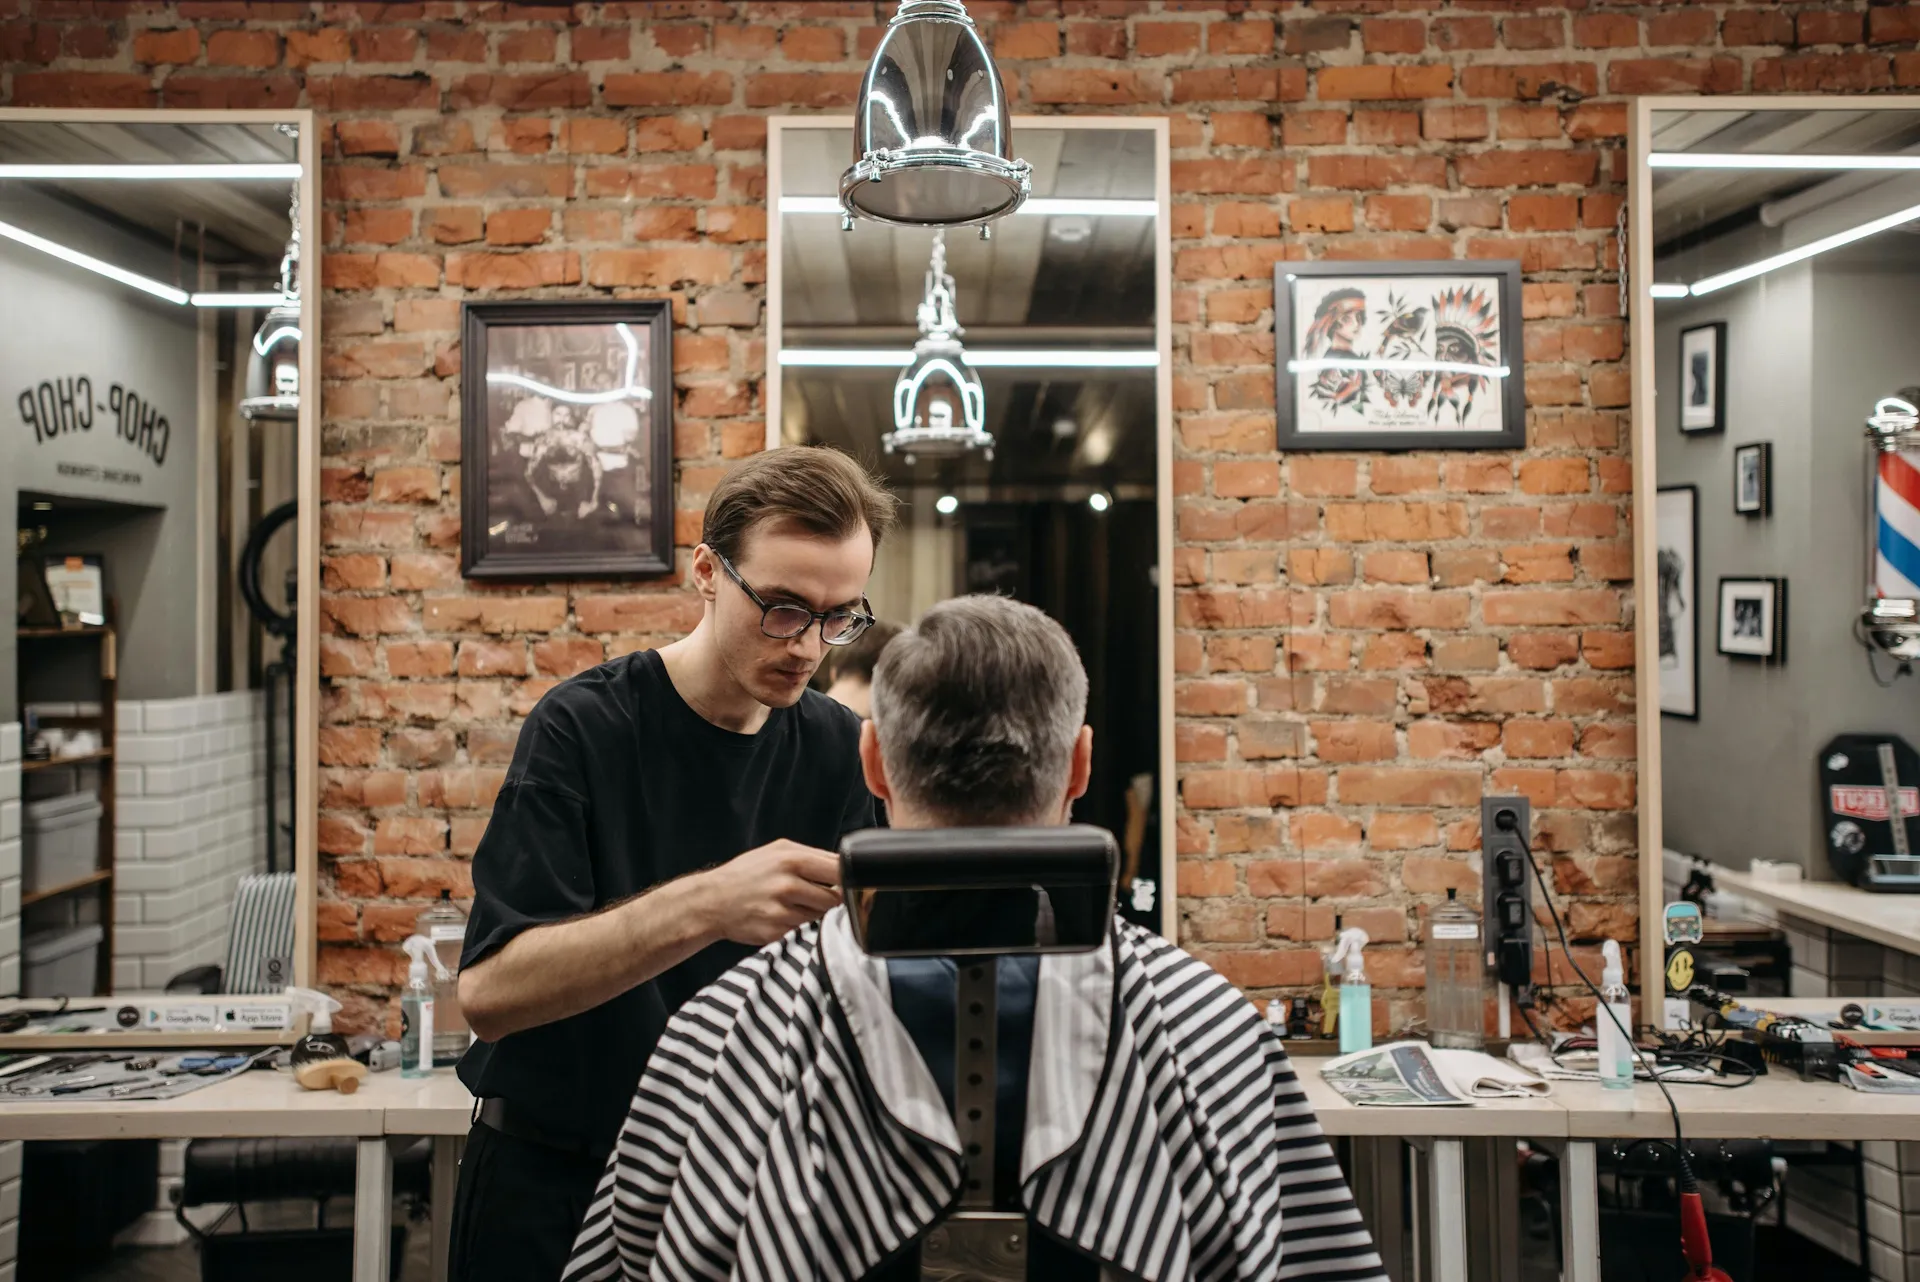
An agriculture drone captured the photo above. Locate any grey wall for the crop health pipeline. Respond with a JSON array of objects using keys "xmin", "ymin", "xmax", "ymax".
[
  {"xmin": 1657, "ymin": 259, "xmax": 1920, "ymax": 875},
  {"xmin": 1, "ymin": 187, "xmax": 201, "ymax": 711}
]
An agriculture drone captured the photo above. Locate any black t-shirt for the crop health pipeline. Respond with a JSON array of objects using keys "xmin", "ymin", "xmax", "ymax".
[{"xmin": 456, "ymin": 648, "xmax": 877, "ymax": 1152}]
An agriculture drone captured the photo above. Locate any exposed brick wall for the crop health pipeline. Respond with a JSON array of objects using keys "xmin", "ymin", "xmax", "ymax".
[{"xmin": 5, "ymin": 0, "xmax": 1911, "ymax": 1034}]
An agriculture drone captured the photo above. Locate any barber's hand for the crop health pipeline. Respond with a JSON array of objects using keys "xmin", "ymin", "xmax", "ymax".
[{"xmin": 693, "ymin": 840, "xmax": 843, "ymax": 947}]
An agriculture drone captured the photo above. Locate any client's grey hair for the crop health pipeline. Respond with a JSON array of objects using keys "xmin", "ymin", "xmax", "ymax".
[{"xmin": 869, "ymin": 595, "xmax": 1089, "ymax": 826}]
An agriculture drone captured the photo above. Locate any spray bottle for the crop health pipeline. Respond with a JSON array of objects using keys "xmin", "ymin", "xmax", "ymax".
[
  {"xmin": 1329, "ymin": 926, "xmax": 1372, "ymax": 1054},
  {"xmin": 400, "ymin": 936, "xmax": 437, "ymax": 1078},
  {"xmin": 285, "ymin": 987, "xmax": 348, "ymax": 1067},
  {"xmin": 1597, "ymin": 939, "xmax": 1634, "ymax": 1090}
]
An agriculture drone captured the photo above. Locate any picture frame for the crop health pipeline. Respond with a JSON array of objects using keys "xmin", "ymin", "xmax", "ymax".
[
  {"xmin": 42, "ymin": 553, "xmax": 106, "ymax": 626},
  {"xmin": 1733, "ymin": 442, "xmax": 1770, "ymax": 517},
  {"xmin": 461, "ymin": 299, "xmax": 675, "ymax": 580},
  {"xmin": 1656, "ymin": 485, "xmax": 1699, "ymax": 718},
  {"xmin": 1274, "ymin": 260, "xmax": 1525, "ymax": 451},
  {"xmin": 1717, "ymin": 576, "xmax": 1786, "ymax": 662},
  {"xmin": 1679, "ymin": 321, "xmax": 1726, "ymax": 434}
]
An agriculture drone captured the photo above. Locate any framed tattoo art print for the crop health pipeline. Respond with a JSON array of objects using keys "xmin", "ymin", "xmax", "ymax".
[
  {"xmin": 1679, "ymin": 322, "xmax": 1726, "ymax": 435},
  {"xmin": 1274, "ymin": 260, "xmax": 1525, "ymax": 452},
  {"xmin": 1656, "ymin": 485, "xmax": 1699, "ymax": 719},
  {"xmin": 461, "ymin": 300, "xmax": 674, "ymax": 580}
]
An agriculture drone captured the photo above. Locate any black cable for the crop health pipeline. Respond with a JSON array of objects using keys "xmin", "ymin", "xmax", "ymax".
[{"xmin": 1496, "ymin": 810, "xmax": 1702, "ymax": 1198}]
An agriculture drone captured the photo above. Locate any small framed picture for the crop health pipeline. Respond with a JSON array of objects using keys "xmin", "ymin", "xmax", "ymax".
[
  {"xmin": 1733, "ymin": 442, "xmax": 1770, "ymax": 517},
  {"xmin": 1274, "ymin": 260, "xmax": 1525, "ymax": 451},
  {"xmin": 1656, "ymin": 486, "xmax": 1698, "ymax": 718},
  {"xmin": 1717, "ymin": 577, "xmax": 1786, "ymax": 661},
  {"xmin": 42, "ymin": 553, "xmax": 106, "ymax": 626},
  {"xmin": 1679, "ymin": 322, "xmax": 1726, "ymax": 434},
  {"xmin": 461, "ymin": 299, "xmax": 675, "ymax": 580}
]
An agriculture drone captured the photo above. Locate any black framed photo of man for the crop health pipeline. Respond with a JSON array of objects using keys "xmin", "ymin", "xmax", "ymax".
[
  {"xmin": 460, "ymin": 299, "xmax": 674, "ymax": 580},
  {"xmin": 1717, "ymin": 576, "xmax": 1786, "ymax": 662},
  {"xmin": 1679, "ymin": 321, "xmax": 1726, "ymax": 435},
  {"xmin": 1733, "ymin": 442, "xmax": 1770, "ymax": 517},
  {"xmin": 1273, "ymin": 260, "xmax": 1525, "ymax": 452},
  {"xmin": 1656, "ymin": 485, "xmax": 1698, "ymax": 719}
]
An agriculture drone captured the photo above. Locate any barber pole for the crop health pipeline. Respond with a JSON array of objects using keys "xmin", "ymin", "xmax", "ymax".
[{"xmin": 1877, "ymin": 450, "xmax": 1920, "ymax": 599}]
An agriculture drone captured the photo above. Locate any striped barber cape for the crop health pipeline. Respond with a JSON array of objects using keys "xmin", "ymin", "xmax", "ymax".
[{"xmin": 562, "ymin": 908, "xmax": 1386, "ymax": 1282}]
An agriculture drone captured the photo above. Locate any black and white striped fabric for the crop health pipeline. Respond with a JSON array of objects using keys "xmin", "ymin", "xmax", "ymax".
[
  {"xmin": 563, "ymin": 910, "xmax": 1385, "ymax": 1282},
  {"xmin": 224, "ymin": 871, "xmax": 296, "ymax": 994}
]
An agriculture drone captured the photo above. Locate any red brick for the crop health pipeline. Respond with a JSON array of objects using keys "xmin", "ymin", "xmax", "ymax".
[
  {"xmin": 341, "ymin": 209, "xmax": 413, "ymax": 246},
  {"xmin": 1461, "ymin": 62, "xmax": 1599, "ymax": 101},
  {"xmin": 133, "ymin": 27, "xmax": 200, "ymax": 63},
  {"xmin": 207, "ymin": 29, "xmax": 278, "ymax": 67},
  {"xmin": 1286, "ymin": 15, "xmax": 1353, "ymax": 54},
  {"xmin": 1325, "ymin": 502, "xmax": 1468, "ymax": 543},
  {"xmin": 780, "ymin": 25, "xmax": 845, "ymax": 61},
  {"xmin": 1754, "ymin": 53, "xmax": 1894, "ymax": 94},
  {"xmin": 438, "ymin": 163, "xmax": 570, "ymax": 199},
  {"xmin": 1283, "ymin": 109, "xmax": 1347, "ymax": 147},
  {"xmin": 490, "ymin": 118, "xmax": 555, "ymax": 154},
  {"xmin": 1363, "ymin": 194, "xmax": 1431, "ymax": 232},
  {"xmin": 353, "ymin": 27, "xmax": 417, "ymax": 63},
  {"xmin": 11, "ymin": 71, "xmax": 155, "ymax": 107},
  {"xmin": 1571, "ymin": 13, "xmax": 1637, "ymax": 49},
  {"xmin": 1170, "ymin": 67, "xmax": 1304, "ymax": 104},
  {"xmin": 1457, "ymin": 151, "xmax": 1597, "ymax": 190},
  {"xmin": 1316, "ymin": 64, "xmax": 1453, "ymax": 102},
  {"xmin": 336, "ymin": 120, "xmax": 400, "ymax": 159},
  {"xmin": 1209, "ymin": 18, "xmax": 1274, "ymax": 55},
  {"xmin": 604, "ymin": 71, "xmax": 733, "ymax": 108},
  {"xmin": 744, "ymin": 71, "xmax": 865, "ymax": 108},
  {"xmin": 1871, "ymin": 7, "xmax": 1920, "ymax": 43},
  {"xmin": 1502, "ymin": 14, "xmax": 1564, "ymax": 49},
  {"xmin": 1306, "ymin": 154, "xmax": 1446, "ymax": 191},
  {"xmin": 1353, "ymin": 109, "xmax": 1420, "ymax": 146},
  {"xmin": 1423, "ymin": 105, "xmax": 1488, "ymax": 142},
  {"xmin": 424, "ymin": 207, "xmax": 483, "ymax": 245},
  {"xmin": 1289, "ymin": 196, "xmax": 1354, "ymax": 234},
  {"xmin": 496, "ymin": 27, "xmax": 557, "ymax": 63},
  {"xmin": 1648, "ymin": 8, "xmax": 1717, "ymax": 46},
  {"xmin": 1339, "ymin": 768, "xmax": 1479, "ymax": 809},
  {"xmin": 1313, "ymin": 721, "xmax": 1398, "ymax": 763},
  {"xmin": 1497, "ymin": 105, "xmax": 1564, "ymax": 142},
  {"xmin": 445, "ymin": 252, "xmax": 580, "ymax": 290},
  {"xmin": 571, "ymin": 25, "xmax": 630, "ymax": 61},
  {"xmin": 1431, "ymin": 15, "xmax": 1496, "ymax": 51},
  {"xmin": 585, "ymin": 248, "xmax": 731, "ymax": 289},
  {"xmin": 1567, "ymin": 104, "xmax": 1628, "ymax": 142},
  {"xmin": 1135, "ymin": 21, "xmax": 1199, "ymax": 57},
  {"xmin": 486, "ymin": 209, "xmax": 551, "ymax": 247},
  {"xmin": 1065, "ymin": 21, "xmax": 1125, "ymax": 59},
  {"xmin": 423, "ymin": 27, "xmax": 485, "ymax": 62},
  {"xmin": 1179, "ymin": 861, "xmax": 1238, "ymax": 898},
  {"xmin": 1582, "ymin": 631, "xmax": 1635, "ymax": 670},
  {"xmin": 1607, "ymin": 57, "xmax": 1743, "ymax": 96},
  {"xmin": 1362, "ymin": 17, "xmax": 1425, "ymax": 54},
  {"xmin": 1484, "ymin": 590, "xmax": 1619, "ymax": 628}
]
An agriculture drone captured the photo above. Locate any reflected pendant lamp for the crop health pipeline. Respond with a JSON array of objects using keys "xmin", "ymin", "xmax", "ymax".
[
  {"xmin": 840, "ymin": 0, "xmax": 1030, "ymax": 231},
  {"xmin": 240, "ymin": 184, "xmax": 302, "ymax": 422},
  {"xmin": 884, "ymin": 230, "xmax": 991, "ymax": 465}
]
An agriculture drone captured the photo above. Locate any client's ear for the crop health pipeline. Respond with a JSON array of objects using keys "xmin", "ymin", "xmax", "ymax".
[
  {"xmin": 859, "ymin": 720, "xmax": 893, "ymax": 807},
  {"xmin": 1065, "ymin": 725, "xmax": 1093, "ymax": 805}
]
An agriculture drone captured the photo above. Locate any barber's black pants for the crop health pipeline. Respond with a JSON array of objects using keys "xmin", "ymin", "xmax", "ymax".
[{"xmin": 448, "ymin": 1121, "xmax": 604, "ymax": 1282}]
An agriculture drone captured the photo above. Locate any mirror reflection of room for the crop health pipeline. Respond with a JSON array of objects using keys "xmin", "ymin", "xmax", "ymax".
[
  {"xmin": 1, "ymin": 121, "xmax": 304, "ymax": 1004},
  {"xmin": 775, "ymin": 123, "xmax": 1169, "ymax": 929}
]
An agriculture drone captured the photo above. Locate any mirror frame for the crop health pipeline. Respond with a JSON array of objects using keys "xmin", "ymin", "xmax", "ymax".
[
  {"xmin": 765, "ymin": 116, "xmax": 1177, "ymax": 940},
  {"xmin": 0, "ymin": 107, "xmax": 320, "ymax": 1046},
  {"xmin": 1628, "ymin": 94, "xmax": 1920, "ymax": 1006}
]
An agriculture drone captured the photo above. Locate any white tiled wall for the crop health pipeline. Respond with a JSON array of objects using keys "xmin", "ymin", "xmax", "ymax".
[
  {"xmin": 111, "ymin": 693, "xmax": 269, "ymax": 990},
  {"xmin": 0, "ymin": 724, "xmax": 19, "ymax": 999}
]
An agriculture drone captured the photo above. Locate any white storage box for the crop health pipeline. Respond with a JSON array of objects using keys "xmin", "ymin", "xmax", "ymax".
[
  {"xmin": 23, "ymin": 924, "xmax": 102, "ymax": 999},
  {"xmin": 23, "ymin": 791, "xmax": 102, "ymax": 893}
]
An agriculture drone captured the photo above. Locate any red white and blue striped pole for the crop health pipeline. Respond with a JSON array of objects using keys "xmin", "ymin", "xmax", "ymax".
[{"xmin": 1875, "ymin": 450, "xmax": 1920, "ymax": 600}]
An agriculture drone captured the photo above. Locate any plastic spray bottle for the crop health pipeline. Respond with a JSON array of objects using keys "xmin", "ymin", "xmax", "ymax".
[
  {"xmin": 400, "ymin": 936, "xmax": 437, "ymax": 1078},
  {"xmin": 1597, "ymin": 939, "xmax": 1635, "ymax": 1091},
  {"xmin": 1329, "ymin": 926, "xmax": 1372, "ymax": 1054},
  {"xmin": 285, "ymin": 987, "xmax": 348, "ymax": 1067}
]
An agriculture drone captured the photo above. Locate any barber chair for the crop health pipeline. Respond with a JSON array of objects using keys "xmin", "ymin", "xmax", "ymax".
[{"xmin": 841, "ymin": 824, "xmax": 1118, "ymax": 1282}]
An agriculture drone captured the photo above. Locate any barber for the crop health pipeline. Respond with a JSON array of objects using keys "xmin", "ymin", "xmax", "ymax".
[{"xmin": 448, "ymin": 445, "xmax": 898, "ymax": 1282}]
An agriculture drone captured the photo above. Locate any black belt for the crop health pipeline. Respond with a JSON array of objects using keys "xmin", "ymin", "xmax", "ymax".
[{"xmin": 473, "ymin": 1097, "xmax": 606, "ymax": 1165}]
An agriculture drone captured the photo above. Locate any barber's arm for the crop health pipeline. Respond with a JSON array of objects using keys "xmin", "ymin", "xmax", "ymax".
[{"xmin": 459, "ymin": 840, "xmax": 842, "ymax": 1042}]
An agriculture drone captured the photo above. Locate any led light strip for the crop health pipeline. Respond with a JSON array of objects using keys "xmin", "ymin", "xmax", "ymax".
[
  {"xmin": 1650, "ymin": 283, "xmax": 1691, "ymax": 300},
  {"xmin": 779, "ymin": 195, "xmax": 1157, "ymax": 217},
  {"xmin": 195, "ymin": 291, "xmax": 292, "ymax": 308},
  {"xmin": 1688, "ymin": 199, "xmax": 1920, "ymax": 297},
  {"xmin": 0, "ymin": 218, "xmax": 297, "ymax": 308},
  {"xmin": 486, "ymin": 322, "xmax": 653, "ymax": 403},
  {"xmin": 0, "ymin": 163, "xmax": 302, "ymax": 180},
  {"xmin": 1649, "ymin": 153, "xmax": 1920, "ymax": 171},
  {"xmin": 780, "ymin": 348, "xmax": 1159, "ymax": 369}
]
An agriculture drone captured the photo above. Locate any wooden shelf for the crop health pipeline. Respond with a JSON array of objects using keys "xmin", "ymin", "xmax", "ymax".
[
  {"xmin": 21, "ymin": 751, "xmax": 111, "ymax": 773},
  {"xmin": 21, "ymin": 868, "xmax": 112, "ymax": 908},
  {"xmin": 16, "ymin": 625, "xmax": 112, "ymax": 639}
]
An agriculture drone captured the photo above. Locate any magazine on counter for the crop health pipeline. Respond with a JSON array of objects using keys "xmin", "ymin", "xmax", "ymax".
[{"xmin": 1320, "ymin": 1041, "xmax": 1553, "ymax": 1107}]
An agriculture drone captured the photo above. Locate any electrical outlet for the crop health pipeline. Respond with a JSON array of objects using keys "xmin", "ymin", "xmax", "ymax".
[{"xmin": 1480, "ymin": 795, "xmax": 1533, "ymax": 995}]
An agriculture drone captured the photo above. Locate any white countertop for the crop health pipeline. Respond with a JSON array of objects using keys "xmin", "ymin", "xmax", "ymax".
[{"xmin": 1693, "ymin": 855, "xmax": 1920, "ymax": 957}]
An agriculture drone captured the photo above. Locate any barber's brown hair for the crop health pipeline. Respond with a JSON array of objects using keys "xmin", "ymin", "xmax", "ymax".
[{"xmin": 701, "ymin": 445, "xmax": 898, "ymax": 565}]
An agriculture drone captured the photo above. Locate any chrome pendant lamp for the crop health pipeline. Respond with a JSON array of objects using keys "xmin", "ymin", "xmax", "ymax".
[
  {"xmin": 240, "ymin": 182, "xmax": 302, "ymax": 422},
  {"xmin": 840, "ymin": 0, "xmax": 1030, "ymax": 233},
  {"xmin": 884, "ymin": 231, "xmax": 991, "ymax": 465}
]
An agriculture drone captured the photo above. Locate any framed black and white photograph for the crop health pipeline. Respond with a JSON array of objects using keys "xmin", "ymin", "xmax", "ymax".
[
  {"xmin": 1679, "ymin": 322, "xmax": 1726, "ymax": 434},
  {"xmin": 1275, "ymin": 260, "xmax": 1525, "ymax": 451},
  {"xmin": 1717, "ymin": 577, "xmax": 1786, "ymax": 661},
  {"xmin": 1734, "ymin": 442, "xmax": 1770, "ymax": 517},
  {"xmin": 461, "ymin": 299, "xmax": 674, "ymax": 580},
  {"xmin": 1656, "ymin": 485, "xmax": 1698, "ymax": 718}
]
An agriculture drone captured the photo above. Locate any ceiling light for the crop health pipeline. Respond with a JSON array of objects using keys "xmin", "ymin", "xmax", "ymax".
[
  {"xmin": 841, "ymin": 0, "xmax": 1029, "ymax": 231},
  {"xmin": 1046, "ymin": 214, "xmax": 1092, "ymax": 244},
  {"xmin": 1088, "ymin": 491, "xmax": 1112, "ymax": 513},
  {"xmin": 779, "ymin": 195, "xmax": 1153, "ymax": 218},
  {"xmin": 1050, "ymin": 416, "xmax": 1078, "ymax": 440},
  {"xmin": 193, "ymin": 291, "xmax": 291, "ymax": 308},
  {"xmin": 0, "ymin": 162, "xmax": 301, "ymax": 181},
  {"xmin": 780, "ymin": 348, "xmax": 1160, "ymax": 369},
  {"xmin": 884, "ymin": 230, "xmax": 991, "ymax": 464},
  {"xmin": 1689, "ymin": 199, "xmax": 1920, "ymax": 296},
  {"xmin": 1650, "ymin": 283, "xmax": 1692, "ymax": 300},
  {"xmin": 1649, "ymin": 153, "xmax": 1920, "ymax": 171},
  {"xmin": 241, "ymin": 179, "xmax": 302, "ymax": 422},
  {"xmin": 0, "ymin": 218, "xmax": 188, "ymax": 304},
  {"xmin": 935, "ymin": 494, "xmax": 959, "ymax": 515}
]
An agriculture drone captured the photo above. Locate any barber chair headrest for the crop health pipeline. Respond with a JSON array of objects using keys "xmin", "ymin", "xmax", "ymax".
[{"xmin": 840, "ymin": 824, "xmax": 1118, "ymax": 958}]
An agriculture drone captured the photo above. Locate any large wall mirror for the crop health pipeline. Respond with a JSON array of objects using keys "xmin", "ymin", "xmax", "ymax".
[
  {"xmin": 1632, "ymin": 97, "xmax": 1920, "ymax": 999},
  {"xmin": 768, "ymin": 118, "xmax": 1175, "ymax": 937},
  {"xmin": 0, "ymin": 109, "xmax": 318, "ymax": 1038}
]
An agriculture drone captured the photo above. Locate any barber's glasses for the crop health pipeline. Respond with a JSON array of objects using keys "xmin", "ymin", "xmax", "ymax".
[{"xmin": 714, "ymin": 551, "xmax": 874, "ymax": 646}]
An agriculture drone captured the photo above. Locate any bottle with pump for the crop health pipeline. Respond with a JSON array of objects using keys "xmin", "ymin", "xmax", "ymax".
[
  {"xmin": 400, "ymin": 936, "xmax": 437, "ymax": 1078},
  {"xmin": 417, "ymin": 890, "xmax": 468, "ymax": 1066},
  {"xmin": 1329, "ymin": 927, "xmax": 1372, "ymax": 1054},
  {"xmin": 1597, "ymin": 939, "xmax": 1635, "ymax": 1091},
  {"xmin": 1427, "ymin": 888, "xmax": 1485, "ymax": 1050}
]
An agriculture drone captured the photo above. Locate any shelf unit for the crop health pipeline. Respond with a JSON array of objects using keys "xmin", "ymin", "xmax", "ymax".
[{"xmin": 14, "ymin": 624, "xmax": 117, "ymax": 995}]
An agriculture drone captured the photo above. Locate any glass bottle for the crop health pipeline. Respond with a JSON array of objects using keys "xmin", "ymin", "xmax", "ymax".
[
  {"xmin": 417, "ymin": 890, "xmax": 469, "ymax": 1065},
  {"xmin": 1427, "ymin": 888, "xmax": 1485, "ymax": 1050}
]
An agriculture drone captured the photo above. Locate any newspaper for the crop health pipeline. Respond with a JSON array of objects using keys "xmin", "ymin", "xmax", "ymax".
[{"xmin": 1320, "ymin": 1041, "xmax": 1553, "ymax": 1106}]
